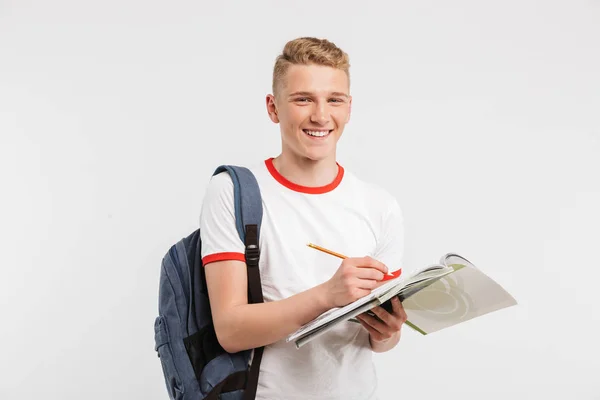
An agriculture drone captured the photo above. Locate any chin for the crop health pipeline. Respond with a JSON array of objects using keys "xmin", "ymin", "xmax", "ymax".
[{"xmin": 301, "ymin": 150, "xmax": 335, "ymax": 162}]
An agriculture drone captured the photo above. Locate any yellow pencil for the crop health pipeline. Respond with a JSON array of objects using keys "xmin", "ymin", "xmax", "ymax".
[
  {"xmin": 306, "ymin": 243, "xmax": 401, "ymax": 279},
  {"xmin": 307, "ymin": 242, "xmax": 348, "ymax": 260}
]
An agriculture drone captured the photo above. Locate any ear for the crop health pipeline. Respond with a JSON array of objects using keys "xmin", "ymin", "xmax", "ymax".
[{"xmin": 266, "ymin": 94, "xmax": 279, "ymax": 123}]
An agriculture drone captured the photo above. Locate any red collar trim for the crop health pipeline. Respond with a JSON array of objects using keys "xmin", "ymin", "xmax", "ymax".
[{"xmin": 264, "ymin": 158, "xmax": 344, "ymax": 194}]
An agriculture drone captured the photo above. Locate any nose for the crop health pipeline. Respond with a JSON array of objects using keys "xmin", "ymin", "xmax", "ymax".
[{"xmin": 310, "ymin": 103, "xmax": 330, "ymax": 125}]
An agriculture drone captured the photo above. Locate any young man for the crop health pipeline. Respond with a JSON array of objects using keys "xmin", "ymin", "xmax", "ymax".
[{"xmin": 199, "ymin": 37, "xmax": 407, "ymax": 400}]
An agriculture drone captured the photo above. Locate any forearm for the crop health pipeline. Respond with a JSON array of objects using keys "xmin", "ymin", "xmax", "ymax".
[
  {"xmin": 370, "ymin": 330, "xmax": 401, "ymax": 353},
  {"xmin": 217, "ymin": 282, "xmax": 331, "ymax": 353}
]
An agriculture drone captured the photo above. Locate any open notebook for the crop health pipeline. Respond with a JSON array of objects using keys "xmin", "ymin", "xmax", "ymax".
[{"xmin": 286, "ymin": 253, "xmax": 517, "ymax": 349}]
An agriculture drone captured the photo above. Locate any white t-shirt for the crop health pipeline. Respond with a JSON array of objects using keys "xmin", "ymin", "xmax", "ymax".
[{"xmin": 199, "ymin": 157, "xmax": 404, "ymax": 400}]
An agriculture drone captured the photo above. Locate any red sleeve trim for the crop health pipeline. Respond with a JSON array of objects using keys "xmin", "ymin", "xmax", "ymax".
[{"xmin": 202, "ymin": 252, "xmax": 245, "ymax": 266}]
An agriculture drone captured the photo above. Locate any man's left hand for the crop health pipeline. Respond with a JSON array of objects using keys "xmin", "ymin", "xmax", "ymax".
[{"xmin": 356, "ymin": 296, "xmax": 407, "ymax": 345}]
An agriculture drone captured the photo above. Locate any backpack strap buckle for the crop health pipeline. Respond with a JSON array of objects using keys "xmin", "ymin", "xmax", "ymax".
[
  {"xmin": 245, "ymin": 244, "xmax": 260, "ymax": 267},
  {"xmin": 244, "ymin": 224, "xmax": 260, "ymax": 268}
]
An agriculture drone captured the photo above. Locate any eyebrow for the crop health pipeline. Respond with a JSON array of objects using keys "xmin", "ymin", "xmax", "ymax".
[{"xmin": 288, "ymin": 91, "xmax": 349, "ymax": 98}]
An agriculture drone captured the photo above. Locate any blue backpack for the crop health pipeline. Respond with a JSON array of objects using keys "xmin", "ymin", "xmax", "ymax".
[{"xmin": 154, "ymin": 165, "xmax": 264, "ymax": 400}]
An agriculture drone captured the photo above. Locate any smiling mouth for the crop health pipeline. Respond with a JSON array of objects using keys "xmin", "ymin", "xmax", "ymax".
[{"xmin": 303, "ymin": 129, "xmax": 333, "ymax": 138}]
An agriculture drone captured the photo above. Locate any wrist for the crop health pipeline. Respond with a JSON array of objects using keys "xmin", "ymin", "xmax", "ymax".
[
  {"xmin": 314, "ymin": 281, "xmax": 333, "ymax": 311},
  {"xmin": 370, "ymin": 331, "xmax": 400, "ymax": 352}
]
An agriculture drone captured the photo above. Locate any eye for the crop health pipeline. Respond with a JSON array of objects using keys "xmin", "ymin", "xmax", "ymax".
[
  {"xmin": 329, "ymin": 98, "xmax": 345, "ymax": 103},
  {"xmin": 296, "ymin": 97, "xmax": 310, "ymax": 102}
]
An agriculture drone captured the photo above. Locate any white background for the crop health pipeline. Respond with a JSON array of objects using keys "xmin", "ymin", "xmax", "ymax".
[{"xmin": 1, "ymin": 1, "xmax": 599, "ymax": 399}]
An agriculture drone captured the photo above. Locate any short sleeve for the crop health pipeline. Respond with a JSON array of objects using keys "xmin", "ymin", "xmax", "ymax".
[
  {"xmin": 199, "ymin": 171, "xmax": 246, "ymax": 265},
  {"xmin": 372, "ymin": 197, "xmax": 405, "ymax": 272}
]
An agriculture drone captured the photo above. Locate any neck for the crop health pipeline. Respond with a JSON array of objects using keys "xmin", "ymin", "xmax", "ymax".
[{"xmin": 272, "ymin": 152, "xmax": 339, "ymax": 187}]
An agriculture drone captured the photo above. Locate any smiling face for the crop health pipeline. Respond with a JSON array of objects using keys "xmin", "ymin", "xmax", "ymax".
[{"xmin": 266, "ymin": 63, "xmax": 352, "ymax": 163}]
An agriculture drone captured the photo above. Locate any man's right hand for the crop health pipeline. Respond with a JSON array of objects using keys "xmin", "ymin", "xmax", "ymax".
[{"xmin": 323, "ymin": 256, "xmax": 389, "ymax": 308}]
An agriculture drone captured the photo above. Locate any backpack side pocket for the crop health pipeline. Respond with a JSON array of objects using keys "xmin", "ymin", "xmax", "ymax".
[{"xmin": 155, "ymin": 316, "xmax": 184, "ymax": 400}]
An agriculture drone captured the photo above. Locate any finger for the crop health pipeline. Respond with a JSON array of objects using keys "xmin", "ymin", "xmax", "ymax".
[
  {"xmin": 355, "ymin": 276, "xmax": 381, "ymax": 290},
  {"xmin": 391, "ymin": 297, "xmax": 408, "ymax": 322},
  {"xmin": 370, "ymin": 306, "xmax": 394, "ymax": 325},
  {"xmin": 359, "ymin": 311, "xmax": 389, "ymax": 334},
  {"xmin": 356, "ymin": 316, "xmax": 384, "ymax": 342},
  {"xmin": 399, "ymin": 307, "xmax": 408, "ymax": 323},
  {"xmin": 391, "ymin": 296, "xmax": 402, "ymax": 313},
  {"xmin": 357, "ymin": 256, "xmax": 389, "ymax": 275},
  {"xmin": 355, "ymin": 267, "xmax": 385, "ymax": 281},
  {"xmin": 372, "ymin": 306, "xmax": 404, "ymax": 331}
]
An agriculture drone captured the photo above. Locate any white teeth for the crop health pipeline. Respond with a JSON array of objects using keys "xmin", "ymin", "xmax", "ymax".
[{"xmin": 305, "ymin": 130, "xmax": 330, "ymax": 137}]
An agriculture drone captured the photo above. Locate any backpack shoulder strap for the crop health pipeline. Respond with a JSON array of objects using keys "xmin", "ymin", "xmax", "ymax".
[
  {"xmin": 212, "ymin": 165, "xmax": 263, "ymax": 305},
  {"xmin": 212, "ymin": 165, "xmax": 264, "ymax": 400},
  {"xmin": 212, "ymin": 165, "xmax": 262, "ymax": 250}
]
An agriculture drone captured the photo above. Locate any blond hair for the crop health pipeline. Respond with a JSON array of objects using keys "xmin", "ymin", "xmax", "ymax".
[{"xmin": 272, "ymin": 37, "xmax": 350, "ymax": 95}]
